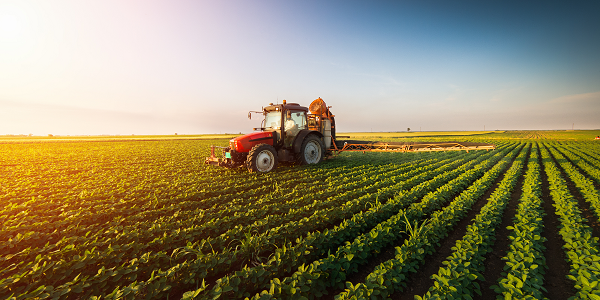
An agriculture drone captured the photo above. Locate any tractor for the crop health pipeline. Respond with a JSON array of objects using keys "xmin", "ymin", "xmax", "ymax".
[{"xmin": 205, "ymin": 98, "xmax": 335, "ymax": 172}]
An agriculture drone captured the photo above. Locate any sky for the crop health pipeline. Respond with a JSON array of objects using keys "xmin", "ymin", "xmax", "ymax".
[{"xmin": 1, "ymin": 0, "xmax": 599, "ymax": 135}]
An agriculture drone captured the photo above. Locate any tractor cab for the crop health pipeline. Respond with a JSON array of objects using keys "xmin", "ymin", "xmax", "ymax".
[{"xmin": 261, "ymin": 101, "xmax": 309, "ymax": 147}]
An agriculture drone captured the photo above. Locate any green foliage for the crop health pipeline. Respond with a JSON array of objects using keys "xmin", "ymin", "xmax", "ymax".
[
  {"xmin": 246, "ymin": 144, "xmax": 521, "ymax": 299},
  {"xmin": 3, "ymin": 134, "xmax": 599, "ymax": 299},
  {"xmin": 334, "ymin": 143, "xmax": 526, "ymax": 300}
]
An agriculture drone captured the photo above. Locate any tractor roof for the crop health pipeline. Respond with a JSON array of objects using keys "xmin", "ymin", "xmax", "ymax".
[{"xmin": 264, "ymin": 103, "xmax": 309, "ymax": 113}]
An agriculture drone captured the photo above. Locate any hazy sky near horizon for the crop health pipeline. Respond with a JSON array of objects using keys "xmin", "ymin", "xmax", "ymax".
[{"xmin": 1, "ymin": 0, "xmax": 599, "ymax": 135}]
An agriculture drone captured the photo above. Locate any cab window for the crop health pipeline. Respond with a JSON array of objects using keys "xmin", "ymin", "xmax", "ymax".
[
  {"xmin": 291, "ymin": 111, "xmax": 306, "ymax": 130},
  {"xmin": 264, "ymin": 111, "xmax": 281, "ymax": 130},
  {"xmin": 284, "ymin": 110, "xmax": 307, "ymax": 146}
]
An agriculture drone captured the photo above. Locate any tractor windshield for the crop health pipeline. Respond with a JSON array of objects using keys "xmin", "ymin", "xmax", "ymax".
[{"xmin": 264, "ymin": 111, "xmax": 281, "ymax": 130}]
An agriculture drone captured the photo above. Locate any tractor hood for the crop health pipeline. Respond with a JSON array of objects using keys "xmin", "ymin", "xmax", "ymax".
[{"xmin": 230, "ymin": 131, "xmax": 275, "ymax": 153}]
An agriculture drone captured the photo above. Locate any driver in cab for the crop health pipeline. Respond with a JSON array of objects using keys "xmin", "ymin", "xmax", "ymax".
[{"xmin": 284, "ymin": 111, "xmax": 299, "ymax": 145}]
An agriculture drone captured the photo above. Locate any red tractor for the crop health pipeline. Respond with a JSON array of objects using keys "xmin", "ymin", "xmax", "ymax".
[{"xmin": 205, "ymin": 98, "xmax": 336, "ymax": 172}]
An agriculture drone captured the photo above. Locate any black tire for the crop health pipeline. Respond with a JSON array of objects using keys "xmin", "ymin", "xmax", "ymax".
[
  {"xmin": 297, "ymin": 134, "xmax": 324, "ymax": 165},
  {"xmin": 247, "ymin": 144, "xmax": 278, "ymax": 173}
]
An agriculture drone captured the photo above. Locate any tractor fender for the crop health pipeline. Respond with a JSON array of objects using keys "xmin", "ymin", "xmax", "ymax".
[{"xmin": 292, "ymin": 130, "xmax": 324, "ymax": 154}]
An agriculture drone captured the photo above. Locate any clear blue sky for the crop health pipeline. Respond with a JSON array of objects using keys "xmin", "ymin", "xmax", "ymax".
[{"xmin": 1, "ymin": 0, "xmax": 599, "ymax": 135}]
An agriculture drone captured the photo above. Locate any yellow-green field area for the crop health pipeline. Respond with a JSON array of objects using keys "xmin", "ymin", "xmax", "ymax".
[
  {"xmin": 0, "ymin": 134, "xmax": 240, "ymax": 143},
  {"xmin": 2, "ymin": 130, "xmax": 600, "ymax": 299},
  {"xmin": 4, "ymin": 129, "xmax": 598, "ymax": 144}
]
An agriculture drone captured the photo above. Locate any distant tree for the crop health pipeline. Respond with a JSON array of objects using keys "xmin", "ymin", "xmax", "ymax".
[{"xmin": 407, "ymin": 128, "xmax": 411, "ymax": 132}]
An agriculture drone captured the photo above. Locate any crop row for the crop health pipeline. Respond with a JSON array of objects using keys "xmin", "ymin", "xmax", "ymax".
[
  {"xmin": 492, "ymin": 142, "xmax": 548, "ymax": 298},
  {"xmin": 540, "ymin": 144, "xmax": 600, "ymax": 298}
]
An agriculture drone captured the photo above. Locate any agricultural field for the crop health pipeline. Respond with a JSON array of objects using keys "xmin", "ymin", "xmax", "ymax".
[{"xmin": 2, "ymin": 130, "xmax": 600, "ymax": 299}]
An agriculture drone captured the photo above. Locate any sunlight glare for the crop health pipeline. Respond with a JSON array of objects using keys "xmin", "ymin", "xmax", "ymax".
[{"xmin": 0, "ymin": 1, "xmax": 41, "ymax": 60}]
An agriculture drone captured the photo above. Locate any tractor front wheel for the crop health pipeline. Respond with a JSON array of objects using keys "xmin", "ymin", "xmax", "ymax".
[
  {"xmin": 297, "ymin": 135, "xmax": 324, "ymax": 165},
  {"xmin": 247, "ymin": 144, "xmax": 278, "ymax": 173}
]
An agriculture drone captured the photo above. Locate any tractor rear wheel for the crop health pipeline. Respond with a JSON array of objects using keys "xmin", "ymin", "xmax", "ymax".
[
  {"xmin": 247, "ymin": 144, "xmax": 278, "ymax": 173},
  {"xmin": 297, "ymin": 135, "xmax": 324, "ymax": 165}
]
